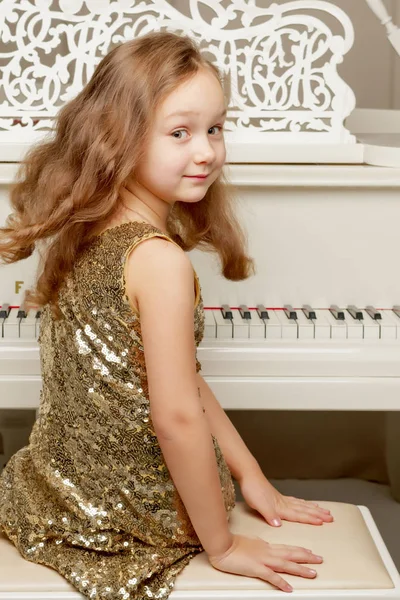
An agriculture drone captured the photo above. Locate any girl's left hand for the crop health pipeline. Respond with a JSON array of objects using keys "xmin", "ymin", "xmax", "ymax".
[{"xmin": 239, "ymin": 469, "xmax": 334, "ymax": 527}]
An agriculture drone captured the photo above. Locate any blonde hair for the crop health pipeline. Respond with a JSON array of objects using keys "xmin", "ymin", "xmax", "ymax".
[{"xmin": 0, "ymin": 31, "xmax": 254, "ymax": 315}]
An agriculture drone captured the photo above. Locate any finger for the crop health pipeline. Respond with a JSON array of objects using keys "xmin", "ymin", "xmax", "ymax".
[
  {"xmin": 269, "ymin": 546, "xmax": 323, "ymax": 563},
  {"xmin": 269, "ymin": 558, "xmax": 318, "ymax": 580},
  {"xmin": 282, "ymin": 502, "xmax": 333, "ymax": 523},
  {"xmin": 281, "ymin": 508, "xmax": 325, "ymax": 525},
  {"xmin": 286, "ymin": 505, "xmax": 332, "ymax": 522},
  {"xmin": 289, "ymin": 497, "xmax": 332, "ymax": 514},
  {"xmin": 258, "ymin": 566, "xmax": 293, "ymax": 593},
  {"xmin": 272, "ymin": 544, "xmax": 314, "ymax": 553}
]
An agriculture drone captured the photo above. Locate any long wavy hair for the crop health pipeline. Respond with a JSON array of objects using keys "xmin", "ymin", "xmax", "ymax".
[{"xmin": 0, "ymin": 31, "xmax": 254, "ymax": 316}]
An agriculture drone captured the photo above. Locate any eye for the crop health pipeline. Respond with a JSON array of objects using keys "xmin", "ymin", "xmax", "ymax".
[
  {"xmin": 209, "ymin": 125, "xmax": 223, "ymax": 135},
  {"xmin": 171, "ymin": 125, "xmax": 224, "ymax": 140},
  {"xmin": 172, "ymin": 129, "xmax": 189, "ymax": 139}
]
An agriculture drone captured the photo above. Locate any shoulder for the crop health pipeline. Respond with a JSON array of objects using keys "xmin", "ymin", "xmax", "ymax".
[
  {"xmin": 126, "ymin": 233, "xmax": 192, "ymax": 276},
  {"xmin": 125, "ymin": 233, "xmax": 195, "ymax": 309}
]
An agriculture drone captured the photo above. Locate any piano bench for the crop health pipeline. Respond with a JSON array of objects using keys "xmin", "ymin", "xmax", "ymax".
[{"xmin": 0, "ymin": 501, "xmax": 399, "ymax": 600}]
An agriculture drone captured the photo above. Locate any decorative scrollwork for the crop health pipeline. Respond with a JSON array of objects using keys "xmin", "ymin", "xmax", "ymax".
[{"xmin": 0, "ymin": 0, "xmax": 356, "ymax": 153}]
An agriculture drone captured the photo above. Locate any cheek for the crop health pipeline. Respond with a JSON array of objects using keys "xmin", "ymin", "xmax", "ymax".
[{"xmin": 150, "ymin": 142, "xmax": 185, "ymax": 172}]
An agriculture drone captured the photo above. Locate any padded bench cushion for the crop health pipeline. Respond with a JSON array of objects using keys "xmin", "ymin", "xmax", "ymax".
[{"xmin": 0, "ymin": 501, "xmax": 399, "ymax": 599}]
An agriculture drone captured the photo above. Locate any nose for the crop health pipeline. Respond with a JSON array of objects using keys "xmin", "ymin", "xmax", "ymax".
[{"xmin": 193, "ymin": 135, "xmax": 217, "ymax": 164}]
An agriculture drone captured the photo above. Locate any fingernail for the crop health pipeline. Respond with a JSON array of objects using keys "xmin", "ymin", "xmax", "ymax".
[
  {"xmin": 272, "ymin": 518, "xmax": 281, "ymax": 527},
  {"xmin": 315, "ymin": 555, "xmax": 323, "ymax": 560},
  {"xmin": 308, "ymin": 569, "xmax": 317, "ymax": 575},
  {"xmin": 285, "ymin": 585, "xmax": 293, "ymax": 592}
]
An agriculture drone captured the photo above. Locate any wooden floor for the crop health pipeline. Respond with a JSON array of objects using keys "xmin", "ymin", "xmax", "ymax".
[{"xmin": 234, "ymin": 477, "xmax": 400, "ymax": 571}]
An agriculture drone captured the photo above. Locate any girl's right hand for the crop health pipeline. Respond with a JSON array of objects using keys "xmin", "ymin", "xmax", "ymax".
[{"xmin": 207, "ymin": 533, "xmax": 323, "ymax": 593}]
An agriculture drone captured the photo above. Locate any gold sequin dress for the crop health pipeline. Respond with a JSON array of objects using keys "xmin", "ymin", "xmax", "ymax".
[{"xmin": 0, "ymin": 222, "xmax": 236, "ymax": 600}]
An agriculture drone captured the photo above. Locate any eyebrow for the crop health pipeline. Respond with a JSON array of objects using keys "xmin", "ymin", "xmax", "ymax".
[{"xmin": 165, "ymin": 108, "xmax": 227, "ymax": 120}]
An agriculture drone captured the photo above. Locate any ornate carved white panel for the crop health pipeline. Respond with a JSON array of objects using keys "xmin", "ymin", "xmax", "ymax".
[{"xmin": 0, "ymin": 0, "xmax": 357, "ymax": 162}]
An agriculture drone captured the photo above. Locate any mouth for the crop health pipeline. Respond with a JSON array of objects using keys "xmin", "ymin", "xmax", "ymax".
[{"xmin": 184, "ymin": 174, "xmax": 209, "ymax": 179}]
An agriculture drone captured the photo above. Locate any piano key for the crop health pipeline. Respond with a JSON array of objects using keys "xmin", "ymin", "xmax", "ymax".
[
  {"xmin": 256, "ymin": 304, "xmax": 269, "ymax": 320},
  {"xmin": 3, "ymin": 308, "xmax": 20, "ymax": 338},
  {"xmin": 375, "ymin": 310, "xmax": 397, "ymax": 340},
  {"xmin": 302, "ymin": 305, "xmax": 317, "ymax": 320},
  {"xmin": 213, "ymin": 309, "xmax": 233, "ymax": 339},
  {"xmin": 35, "ymin": 309, "xmax": 41, "ymax": 338},
  {"xmin": 239, "ymin": 304, "xmax": 251, "ymax": 319},
  {"xmin": 347, "ymin": 305, "xmax": 363, "ymax": 320},
  {"xmin": 359, "ymin": 309, "xmax": 380, "ymax": 339},
  {"xmin": 221, "ymin": 304, "xmax": 233, "ymax": 320},
  {"xmin": 312, "ymin": 310, "xmax": 331, "ymax": 339},
  {"xmin": 390, "ymin": 308, "xmax": 400, "ymax": 336},
  {"xmin": 365, "ymin": 306, "xmax": 382, "ymax": 321},
  {"xmin": 231, "ymin": 309, "xmax": 249, "ymax": 339},
  {"xmin": 248, "ymin": 311, "xmax": 265, "ymax": 339},
  {"xmin": 295, "ymin": 310, "xmax": 314, "ymax": 339},
  {"xmin": 329, "ymin": 305, "xmax": 345, "ymax": 321},
  {"xmin": 0, "ymin": 303, "xmax": 11, "ymax": 320},
  {"xmin": 262, "ymin": 309, "xmax": 282, "ymax": 339},
  {"xmin": 324, "ymin": 310, "xmax": 347, "ymax": 339},
  {"xmin": 204, "ymin": 310, "xmax": 216, "ymax": 339},
  {"xmin": 20, "ymin": 309, "xmax": 37, "ymax": 340},
  {"xmin": 345, "ymin": 309, "xmax": 364, "ymax": 339},
  {"xmin": 283, "ymin": 304, "xmax": 297, "ymax": 320},
  {"xmin": 273, "ymin": 309, "xmax": 297, "ymax": 339}
]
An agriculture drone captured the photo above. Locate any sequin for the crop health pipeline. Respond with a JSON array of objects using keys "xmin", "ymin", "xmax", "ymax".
[{"xmin": 0, "ymin": 222, "xmax": 235, "ymax": 600}]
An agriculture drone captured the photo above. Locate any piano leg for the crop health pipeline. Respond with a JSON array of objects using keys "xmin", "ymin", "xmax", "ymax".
[{"xmin": 385, "ymin": 411, "xmax": 400, "ymax": 502}]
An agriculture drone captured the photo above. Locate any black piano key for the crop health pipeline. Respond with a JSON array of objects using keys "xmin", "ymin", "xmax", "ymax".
[
  {"xmin": 302, "ymin": 305, "xmax": 316, "ymax": 320},
  {"xmin": 0, "ymin": 303, "xmax": 10, "ymax": 319},
  {"xmin": 365, "ymin": 305, "xmax": 382, "ymax": 320},
  {"xmin": 239, "ymin": 304, "xmax": 251, "ymax": 319},
  {"xmin": 393, "ymin": 306, "xmax": 400, "ymax": 319},
  {"xmin": 283, "ymin": 304, "xmax": 297, "ymax": 320},
  {"xmin": 17, "ymin": 302, "xmax": 28, "ymax": 319},
  {"xmin": 256, "ymin": 304, "xmax": 269, "ymax": 320},
  {"xmin": 330, "ymin": 305, "xmax": 345, "ymax": 320},
  {"xmin": 221, "ymin": 304, "xmax": 233, "ymax": 320},
  {"xmin": 347, "ymin": 305, "xmax": 363, "ymax": 320}
]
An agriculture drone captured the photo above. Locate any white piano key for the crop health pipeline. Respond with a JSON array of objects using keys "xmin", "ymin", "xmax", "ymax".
[
  {"xmin": 345, "ymin": 310, "xmax": 364, "ymax": 339},
  {"xmin": 20, "ymin": 309, "xmax": 37, "ymax": 340},
  {"xmin": 3, "ymin": 308, "xmax": 20, "ymax": 338},
  {"xmin": 388, "ymin": 310, "xmax": 400, "ymax": 339},
  {"xmin": 311, "ymin": 310, "xmax": 331, "ymax": 340},
  {"xmin": 35, "ymin": 310, "xmax": 41, "ymax": 338},
  {"xmin": 204, "ymin": 310, "xmax": 216, "ymax": 339},
  {"xmin": 231, "ymin": 309, "xmax": 249, "ymax": 339},
  {"xmin": 360, "ymin": 309, "xmax": 380, "ymax": 340},
  {"xmin": 248, "ymin": 311, "xmax": 266, "ymax": 339},
  {"xmin": 262, "ymin": 310, "xmax": 282, "ymax": 339},
  {"xmin": 376, "ymin": 310, "xmax": 397, "ymax": 340},
  {"xmin": 323, "ymin": 310, "xmax": 347, "ymax": 339},
  {"xmin": 212, "ymin": 309, "xmax": 233, "ymax": 339},
  {"xmin": 273, "ymin": 310, "xmax": 297, "ymax": 339},
  {"xmin": 295, "ymin": 310, "xmax": 314, "ymax": 339}
]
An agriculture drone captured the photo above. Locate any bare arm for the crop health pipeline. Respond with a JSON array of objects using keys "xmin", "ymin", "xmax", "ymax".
[
  {"xmin": 126, "ymin": 237, "xmax": 233, "ymax": 557},
  {"xmin": 196, "ymin": 373, "xmax": 262, "ymax": 482}
]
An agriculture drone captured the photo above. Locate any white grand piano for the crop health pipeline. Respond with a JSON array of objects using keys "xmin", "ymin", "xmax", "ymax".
[
  {"xmin": 1, "ymin": 2, "xmax": 400, "ymax": 472},
  {"xmin": 3, "ymin": 145, "xmax": 400, "ymax": 412}
]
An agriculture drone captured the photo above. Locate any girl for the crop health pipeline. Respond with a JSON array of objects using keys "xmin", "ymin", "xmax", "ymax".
[{"xmin": 0, "ymin": 31, "xmax": 332, "ymax": 599}]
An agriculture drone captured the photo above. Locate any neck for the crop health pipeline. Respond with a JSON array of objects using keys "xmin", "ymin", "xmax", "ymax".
[{"xmin": 117, "ymin": 178, "xmax": 171, "ymax": 234}]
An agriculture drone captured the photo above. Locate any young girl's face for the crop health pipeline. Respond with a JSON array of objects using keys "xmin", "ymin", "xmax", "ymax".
[{"xmin": 134, "ymin": 68, "xmax": 227, "ymax": 206}]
